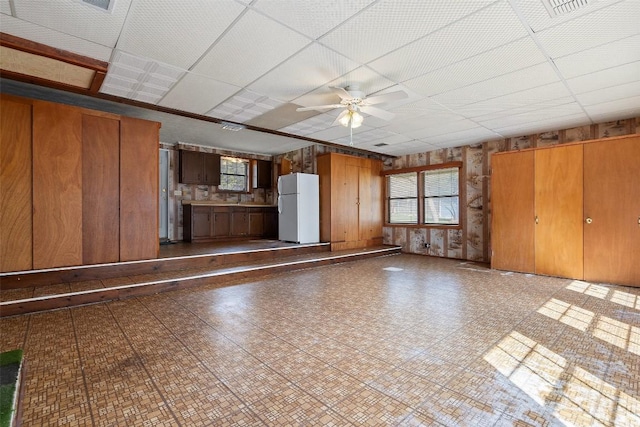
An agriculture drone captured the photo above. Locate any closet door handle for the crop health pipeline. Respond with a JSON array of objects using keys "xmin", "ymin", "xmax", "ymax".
[
  {"xmin": 535, "ymin": 216, "xmax": 539, "ymax": 224},
  {"xmin": 585, "ymin": 217, "xmax": 593, "ymax": 224}
]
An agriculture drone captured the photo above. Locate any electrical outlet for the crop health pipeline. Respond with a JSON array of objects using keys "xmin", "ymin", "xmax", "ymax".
[{"xmin": 424, "ymin": 243, "xmax": 430, "ymax": 249}]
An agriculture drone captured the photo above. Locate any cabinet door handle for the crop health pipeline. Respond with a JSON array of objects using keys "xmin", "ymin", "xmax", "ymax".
[
  {"xmin": 585, "ymin": 217, "xmax": 593, "ymax": 224},
  {"xmin": 535, "ymin": 216, "xmax": 539, "ymax": 224}
]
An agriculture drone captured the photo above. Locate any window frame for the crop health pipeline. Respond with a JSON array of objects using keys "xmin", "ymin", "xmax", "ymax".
[
  {"xmin": 218, "ymin": 156, "xmax": 251, "ymax": 193},
  {"xmin": 384, "ymin": 161, "xmax": 463, "ymax": 229}
]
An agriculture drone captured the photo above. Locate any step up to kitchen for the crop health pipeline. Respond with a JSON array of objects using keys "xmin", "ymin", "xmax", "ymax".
[{"xmin": 0, "ymin": 245, "xmax": 401, "ymax": 317}]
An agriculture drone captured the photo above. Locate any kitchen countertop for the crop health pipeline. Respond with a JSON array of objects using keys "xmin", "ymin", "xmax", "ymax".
[{"xmin": 182, "ymin": 200, "xmax": 277, "ymax": 207}]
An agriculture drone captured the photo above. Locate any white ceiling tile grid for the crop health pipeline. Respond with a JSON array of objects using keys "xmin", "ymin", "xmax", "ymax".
[
  {"xmin": 2, "ymin": 0, "xmax": 639, "ymax": 156},
  {"xmin": 534, "ymin": 0, "xmax": 640, "ymax": 58},
  {"xmin": 100, "ymin": 51, "xmax": 185, "ymax": 104},
  {"xmin": 191, "ymin": 10, "xmax": 311, "ymax": 88},
  {"xmin": 11, "ymin": 0, "xmax": 131, "ymax": 47},
  {"xmin": 368, "ymin": 0, "xmax": 529, "ymax": 83},
  {"xmin": 205, "ymin": 89, "xmax": 284, "ymax": 124},
  {"xmin": 0, "ymin": 13, "xmax": 113, "ymax": 61},
  {"xmin": 115, "ymin": 0, "xmax": 246, "ymax": 69},
  {"xmin": 320, "ymin": 0, "xmax": 496, "ymax": 64},
  {"xmin": 253, "ymin": 0, "xmax": 376, "ymax": 39}
]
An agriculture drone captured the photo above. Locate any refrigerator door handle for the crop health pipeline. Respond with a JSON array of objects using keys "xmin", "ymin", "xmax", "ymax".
[
  {"xmin": 277, "ymin": 176, "xmax": 282, "ymax": 193},
  {"xmin": 277, "ymin": 196, "xmax": 282, "ymax": 214}
]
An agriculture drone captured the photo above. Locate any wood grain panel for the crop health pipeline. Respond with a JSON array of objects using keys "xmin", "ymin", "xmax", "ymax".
[
  {"xmin": 535, "ymin": 145, "xmax": 583, "ymax": 279},
  {"xmin": 345, "ymin": 163, "xmax": 360, "ymax": 243},
  {"xmin": 369, "ymin": 159, "xmax": 384, "ymax": 240},
  {"xmin": 120, "ymin": 116, "xmax": 159, "ymax": 261},
  {"xmin": 490, "ymin": 151, "xmax": 535, "ymax": 273},
  {"xmin": 0, "ymin": 96, "xmax": 33, "ymax": 272},
  {"xmin": 358, "ymin": 164, "xmax": 372, "ymax": 241},
  {"xmin": 82, "ymin": 114, "xmax": 120, "ymax": 264},
  {"xmin": 32, "ymin": 101, "xmax": 83, "ymax": 269},
  {"xmin": 317, "ymin": 154, "xmax": 332, "ymax": 243},
  {"xmin": 584, "ymin": 135, "xmax": 640, "ymax": 286}
]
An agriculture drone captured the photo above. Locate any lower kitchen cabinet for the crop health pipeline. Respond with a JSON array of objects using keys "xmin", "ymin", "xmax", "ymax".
[{"xmin": 184, "ymin": 205, "xmax": 277, "ymax": 242}]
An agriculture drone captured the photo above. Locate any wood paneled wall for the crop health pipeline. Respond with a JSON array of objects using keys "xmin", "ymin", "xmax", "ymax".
[
  {"xmin": 0, "ymin": 94, "xmax": 159, "ymax": 272},
  {"xmin": 0, "ymin": 96, "xmax": 32, "ymax": 272}
]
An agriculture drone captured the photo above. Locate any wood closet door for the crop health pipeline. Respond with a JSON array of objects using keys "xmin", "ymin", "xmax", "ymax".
[
  {"xmin": 32, "ymin": 101, "xmax": 83, "ymax": 269},
  {"xmin": 490, "ymin": 150, "xmax": 535, "ymax": 273},
  {"xmin": 535, "ymin": 145, "xmax": 583, "ymax": 279},
  {"xmin": 0, "ymin": 96, "xmax": 33, "ymax": 272},
  {"xmin": 82, "ymin": 115, "xmax": 120, "ymax": 264},
  {"xmin": 584, "ymin": 136, "xmax": 640, "ymax": 286},
  {"xmin": 120, "ymin": 116, "xmax": 159, "ymax": 261}
]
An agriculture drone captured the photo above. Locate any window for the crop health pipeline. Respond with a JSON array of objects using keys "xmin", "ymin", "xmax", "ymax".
[
  {"xmin": 387, "ymin": 172, "xmax": 418, "ymax": 224},
  {"xmin": 219, "ymin": 157, "xmax": 249, "ymax": 192},
  {"xmin": 423, "ymin": 167, "xmax": 459, "ymax": 225},
  {"xmin": 386, "ymin": 162, "xmax": 461, "ymax": 226}
]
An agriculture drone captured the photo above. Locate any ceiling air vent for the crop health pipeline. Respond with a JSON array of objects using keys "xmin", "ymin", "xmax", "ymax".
[
  {"xmin": 374, "ymin": 143, "xmax": 389, "ymax": 147},
  {"xmin": 542, "ymin": 0, "xmax": 595, "ymax": 17},
  {"xmin": 79, "ymin": 0, "xmax": 116, "ymax": 13}
]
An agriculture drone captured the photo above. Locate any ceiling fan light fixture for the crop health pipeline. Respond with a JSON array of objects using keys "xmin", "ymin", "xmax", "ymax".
[{"xmin": 339, "ymin": 110, "xmax": 363, "ymax": 128}]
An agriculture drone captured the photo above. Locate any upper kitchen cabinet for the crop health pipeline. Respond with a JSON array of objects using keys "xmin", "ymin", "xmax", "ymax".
[
  {"xmin": 253, "ymin": 159, "xmax": 272, "ymax": 189},
  {"xmin": 179, "ymin": 150, "xmax": 221, "ymax": 185}
]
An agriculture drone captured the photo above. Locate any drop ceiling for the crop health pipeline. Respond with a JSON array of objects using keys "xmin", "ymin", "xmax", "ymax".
[{"xmin": 1, "ymin": 0, "xmax": 638, "ymax": 156}]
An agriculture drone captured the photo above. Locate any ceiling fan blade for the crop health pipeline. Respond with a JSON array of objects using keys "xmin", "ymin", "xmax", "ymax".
[
  {"xmin": 359, "ymin": 106, "xmax": 395, "ymax": 121},
  {"xmin": 296, "ymin": 104, "xmax": 343, "ymax": 112},
  {"xmin": 329, "ymin": 86, "xmax": 353, "ymax": 100},
  {"xmin": 362, "ymin": 90, "xmax": 408, "ymax": 105},
  {"xmin": 331, "ymin": 110, "xmax": 349, "ymax": 126}
]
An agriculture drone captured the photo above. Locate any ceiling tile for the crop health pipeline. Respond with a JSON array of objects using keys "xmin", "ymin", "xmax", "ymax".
[
  {"xmin": 0, "ymin": 13, "xmax": 113, "ymax": 60},
  {"xmin": 404, "ymin": 119, "xmax": 480, "ymax": 140},
  {"xmin": 511, "ymin": 0, "xmax": 623, "ymax": 33},
  {"xmin": 566, "ymin": 61, "xmax": 640, "ymax": 94},
  {"xmin": 583, "ymin": 95, "xmax": 640, "ymax": 118},
  {"xmin": 206, "ymin": 89, "xmax": 284, "ymax": 124},
  {"xmin": 278, "ymin": 113, "xmax": 334, "ymax": 136},
  {"xmin": 248, "ymin": 43, "xmax": 360, "ymax": 102},
  {"xmin": 159, "ymin": 73, "xmax": 240, "ymax": 114},
  {"xmin": 253, "ymin": 0, "xmax": 375, "ymax": 39},
  {"xmin": 463, "ymin": 95, "xmax": 576, "ymax": 123},
  {"xmin": 431, "ymin": 63, "xmax": 561, "ymax": 109},
  {"xmin": 575, "ymin": 81, "xmax": 640, "ymax": 106},
  {"xmin": 494, "ymin": 113, "xmax": 589, "ymax": 136},
  {"xmin": 381, "ymin": 141, "xmax": 438, "ymax": 156},
  {"xmin": 100, "ymin": 51, "xmax": 185, "ymax": 104},
  {"xmin": 403, "ymin": 38, "xmax": 549, "ymax": 97},
  {"xmin": 425, "ymin": 127, "xmax": 501, "ymax": 145},
  {"xmin": 478, "ymin": 102, "xmax": 584, "ymax": 128},
  {"xmin": 554, "ymin": 34, "xmax": 640, "ymax": 79},
  {"xmin": 535, "ymin": 1, "xmax": 640, "ymax": 58},
  {"xmin": 116, "ymin": 0, "xmax": 246, "ymax": 69},
  {"xmin": 369, "ymin": 1, "xmax": 529, "ymax": 82},
  {"xmin": 12, "ymin": 0, "xmax": 131, "ymax": 47},
  {"xmin": 192, "ymin": 10, "xmax": 310, "ymax": 87},
  {"xmin": 320, "ymin": 0, "xmax": 495, "ymax": 63},
  {"xmin": 1, "ymin": 0, "xmax": 12, "ymax": 15}
]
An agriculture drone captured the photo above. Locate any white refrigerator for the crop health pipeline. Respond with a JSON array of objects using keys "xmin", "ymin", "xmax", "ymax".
[{"xmin": 277, "ymin": 173, "xmax": 319, "ymax": 244}]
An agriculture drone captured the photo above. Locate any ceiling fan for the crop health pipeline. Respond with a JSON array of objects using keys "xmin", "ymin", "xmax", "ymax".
[{"xmin": 296, "ymin": 85, "xmax": 408, "ymax": 129}]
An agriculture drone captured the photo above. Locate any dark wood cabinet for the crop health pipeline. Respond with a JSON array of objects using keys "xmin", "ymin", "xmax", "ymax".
[
  {"xmin": 212, "ymin": 208, "xmax": 230, "ymax": 237},
  {"xmin": 264, "ymin": 208, "xmax": 278, "ymax": 239},
  {"xmin": 231, "ymin": 208, "xmax": 249, "ymax": 237},
  {"xmin": 179, "ymin": 150, "xmax": 221, "ymax": 185},
  {"xmin": 249, "ymin": 210, "xmax": 264, "ymax": 236},
  {"xmin": 184, "ymin": 205, "xmax": 277, "ymax": 241},
  {"xmin": 253, "ymin": 159, "xmax": 272, "ymax": 189}
]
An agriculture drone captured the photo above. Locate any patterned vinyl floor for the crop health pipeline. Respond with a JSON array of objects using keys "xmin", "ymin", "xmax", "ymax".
[{"xmin": 1, "ymin": 254, "xmax": 638, "ymax": 426}]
